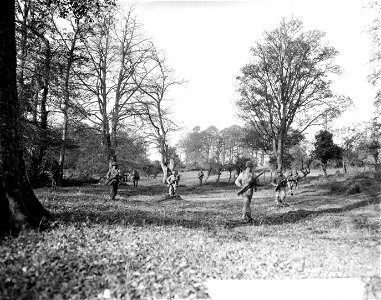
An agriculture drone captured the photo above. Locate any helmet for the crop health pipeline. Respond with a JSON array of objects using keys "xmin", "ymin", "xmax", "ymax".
[{"xmin": 245, "ymin": 161, "xmax": 253, "ymax": 168}]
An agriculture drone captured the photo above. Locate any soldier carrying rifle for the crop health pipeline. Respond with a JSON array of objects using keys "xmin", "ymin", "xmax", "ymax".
[
  {"xmin": 235, "ymin": 161, "xmax": 258, "ymax": 223},
  {"xmin": 106, "ymin": 162, "xmax": 120, "ymax": 201}
]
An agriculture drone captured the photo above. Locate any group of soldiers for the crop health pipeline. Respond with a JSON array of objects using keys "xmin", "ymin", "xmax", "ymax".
[
  {"xmin": 105, "ymin": 160, "xmax": 299, "ymax": 223},
  {"xmin": 106, "ymin": 162, "xmax": 140, "ymax": 201},
  {"xmin": 235, "ymin": 161, "xmax": 299, "ymax": 223}
]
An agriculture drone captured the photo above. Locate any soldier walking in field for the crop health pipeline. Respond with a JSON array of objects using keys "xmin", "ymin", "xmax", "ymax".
[
  {"xmin": 235, "ymin": 161, "xmax": 257, "ymax": 223},
  {"xmin": 166, "ymin": 170, "xmax": 178, "ymax": 196},
  {"xmin": 272, "ymin": 172, "xmax": 291, "ymax": 207},
  {"xmin": 175, "ymin": 170, "xmax": 181, "ymax": 187},
  {"xmin": 106, "ymin": 162, "xmax": 120, "ymax": 201},
  {"xmin": 50, "ymin": 160, "xmax": 60, "ymax": 189},
  {"xmin": 197, "ymin": 169, "xmax": 204, "ymax": 186},
  {"xmin": 132, "ymin": 170, "xmax": 140, "ymax": 187}
]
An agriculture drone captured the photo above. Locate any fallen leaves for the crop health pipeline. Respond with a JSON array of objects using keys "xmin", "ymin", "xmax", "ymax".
[{"xmin": 1, "ymin": 179, "xmax": 380, "ymax": 299}]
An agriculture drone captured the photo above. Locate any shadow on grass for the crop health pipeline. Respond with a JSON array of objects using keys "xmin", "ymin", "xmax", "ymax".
[
  {"xmin": 50, "ymin": 190, "xmax": 380, "ymax": 232},
  {"xmin": 45, "ymin": 175, "xmax": 381, "ymax": 232},
  {"xmin": 52, "ymin": 206, "xmax": 218, "ymax": 230},
  {"xmin": 227, "ymin": 190, "xmax": 381, "ymax": 228}
]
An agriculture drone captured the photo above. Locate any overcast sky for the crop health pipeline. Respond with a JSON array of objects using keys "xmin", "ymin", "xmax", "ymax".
[{"xmin": 121, "ymin": 0, "xmax": 376, "ymax": 154}]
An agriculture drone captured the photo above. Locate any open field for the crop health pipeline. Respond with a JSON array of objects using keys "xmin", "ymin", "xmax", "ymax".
[{"xmin": 0, "ymin": 171, "xmax": 380, "ymax": 299}]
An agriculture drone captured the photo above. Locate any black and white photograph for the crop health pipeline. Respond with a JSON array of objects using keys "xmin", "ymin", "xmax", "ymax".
[{"xmin": 0, "ymin": 0, "xmax": 380, "ymax": 299}]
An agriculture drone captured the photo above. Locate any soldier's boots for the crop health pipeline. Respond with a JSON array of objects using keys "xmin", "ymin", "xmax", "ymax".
[{"xmin": 243, "ymin": 212, "xmax": 254, "ymax": 224}]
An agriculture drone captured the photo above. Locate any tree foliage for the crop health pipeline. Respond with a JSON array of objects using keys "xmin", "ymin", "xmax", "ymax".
[
  {"xmin": 314, "ymin": 130, "xmax": 342, "ymax": 175},
  {"xmin": 12, "ymin": 1, "xmax": 182, "ymax": 185},
  {"xmin": 237, "ymin": 18, "xmax": 352, "ymax": 175},
  {"xmin": 368, "ymin": 0, "xmax": 381, "ymax": 107}
]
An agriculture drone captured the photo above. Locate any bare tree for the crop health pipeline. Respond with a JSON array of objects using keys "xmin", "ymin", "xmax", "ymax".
[
  {"xmin": 137, "ymin": 49, "xmax": 184, "ymax": 183},
  {"xmin": 79, "ymin": 6, "xmax": 152, "ymax": 164},
  {"xmin": 237, "ymin": 18, "xmax": 352, "ymax": 176},
  {"xmin": 50, "ymin": 8, "xmax": 89, "ymax": 184}
]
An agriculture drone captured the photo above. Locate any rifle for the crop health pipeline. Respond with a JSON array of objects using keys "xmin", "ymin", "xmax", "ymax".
[
  {"xmin": 106, "ymin": 171, "xmax": 120, "ymax": 185},
  {"xmin": 237, "ymin": 171, "xmax": 265, "ymax": 196}
]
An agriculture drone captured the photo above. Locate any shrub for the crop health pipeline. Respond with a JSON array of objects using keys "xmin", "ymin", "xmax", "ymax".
[{"xmin": 346, "ymin": 183, "xmax": 361, "ymax": 195}]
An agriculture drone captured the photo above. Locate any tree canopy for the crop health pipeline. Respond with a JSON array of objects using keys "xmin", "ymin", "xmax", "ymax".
[{"xmin": 236, "ymin": 18, "xmax": 352, "ymax": 175}]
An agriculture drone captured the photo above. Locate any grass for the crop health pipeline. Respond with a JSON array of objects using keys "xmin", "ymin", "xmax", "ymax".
[{"xmin": 0, "ymin": 170, "xmax": 380, "ymax": 299}]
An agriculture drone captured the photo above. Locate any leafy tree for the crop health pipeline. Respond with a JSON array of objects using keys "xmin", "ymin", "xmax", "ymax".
[
  {"xmin": 368, "ymin": 0, "xmax": 381, "ymax": 108},
  {"xmin": 178, "ymin": 126, "xmax": 206, "ymax": 168},
  {"xmin": 143, "ymin": 160, "xmax": 162, "ymax": 178},
  {"xmin": 335, "ymin": 126, "xmax": 365, "ymax": 173},
  {"xmin": 237, "ymin": 18, "xmax": 351, "ymax": 176},
  {"xmin": 0, "ymin": 0, "xmax": 50, "ymax": 237},
  {"xmin": 367, "ymin": 140, "xmax": 380, "ymax": 165},
  {"xmin": 241, "ymin": 125, "xmax": 271, "ymax": 165},
  {"xmin": 314, "ymin": 130, "xmax": 342, "ymax": 175},
  {"xmin": 219, "ymin": 125, "xmax": 244, "ymax": 164}
]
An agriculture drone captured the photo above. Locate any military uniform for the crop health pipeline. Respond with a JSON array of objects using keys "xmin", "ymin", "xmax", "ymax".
[
  {"xmin": 235, "ymin": 161, "xmax": 257, "ymax": 222},
  {"xmin": 197, "ymin": 170, "xmax": 204, "ymax": 186},
  {"xmin": 106, "ymin": 163, "xmax": 120, "ymax": 201},
  {"xmin": 274, "ymin": 173, "xmax": 287, "ymax": 206},
  {"xmin": 132, "ymin": 170, "xmax": 140, "ymax": 187},
  {"xmin": 167, "ymin": 172, "xmax": 178, "ymax": 196}
]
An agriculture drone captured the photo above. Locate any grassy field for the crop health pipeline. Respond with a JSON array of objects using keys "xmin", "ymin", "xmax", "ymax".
[{"xmin": 0, "ymin": 170, "xmax": 380, "ymax": 299}]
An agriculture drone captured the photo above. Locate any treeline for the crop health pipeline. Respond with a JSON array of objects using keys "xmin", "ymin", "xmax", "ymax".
[
  {"xmin": 177, "ymin": 125, "xmax": 304, "ymax": 176},
  {"xmin": 16, "ymin": 0, "xmax": 181, "ymax": 186},
  {"xmin": 178, "ymin": 122, "xmax": 381, "ymax": 179}
]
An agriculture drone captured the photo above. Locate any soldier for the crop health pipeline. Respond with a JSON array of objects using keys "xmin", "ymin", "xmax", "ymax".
[
  {"xmin": 273, "ymin": 172, "xmax": 288, "ymax": 207},
  {"xmin": 132, "ymin": 170, "xmax": 140, "ymax": 187},
  {"xmin": 235, "ymin": 161, "xmax": 257, "ymax": 223},
  {"xmin": 50, "ymin": 160, "xmax": 60, "ymax": 189},
  {"xmin": 175, "ymin": 172, "xmax": 181, "ymax": 187},
  {"xmin": 197, "ymin": 169, "xmax": 204, "ymax": 186},
  {"xmin": 166, "ymin": 170, "xmax": 178, "ymax": 196},
  {"xmin": 106, "ymin": 162, "xmax": 120, "ymax": 201}
]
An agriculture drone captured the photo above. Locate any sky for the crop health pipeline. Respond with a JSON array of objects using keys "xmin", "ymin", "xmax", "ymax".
[{"xmin": 121, "ymin": 0, "xmax": 377, "ymax": 155}]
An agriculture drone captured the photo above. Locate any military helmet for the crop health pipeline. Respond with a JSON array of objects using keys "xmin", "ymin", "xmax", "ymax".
[{"xmin": 245, "ymin": 161, "xmax": 253, "ymax": 168}]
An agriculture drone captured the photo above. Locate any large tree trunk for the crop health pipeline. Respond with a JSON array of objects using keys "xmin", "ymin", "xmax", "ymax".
[
  {"xmin": 276, "ymin": 138, "xmax": 284, "ymax": 175},
  {"xmin": 159, "ymin": 140, "xmax": 173, "ymax": 184},
  {"xmin": 0, "ymin": 0, "xmax": 50, "ymax": 237}
]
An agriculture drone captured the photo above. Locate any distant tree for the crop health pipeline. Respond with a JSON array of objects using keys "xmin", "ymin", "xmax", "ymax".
[
  {"xmin": 314, "ymin": 130, "xmax": 342, "ymax": 175},
  {"xmin": 143, "ymin": 161, "xmax": 162, "ymax": 178},
  {"xmin": 368, "ymin": 0, "xmax": 381, "ymax": 108},
  {"xmin": 289, "ymin": 143, "xmax": 313, "ymax": 176},
  {"xmin": 335, "ymin": 126, "xmax": 364, "ymax": 173},
  {"xmin": 0, "ymin": 0, "xmax": 50, "ymax": 237},
  {"xmin": 237, "ymin": 18, "xmax": 351, "ymax": 177},
  {"xmin": 367, "ymin": 140, "xmax": 380, "ymax": 165},
  {"xmin": 241, "ymin": 125, "xmax": 271, "ymax": 165},
  {"xmin": 225, "ymin": 162, "xmax": 236, "ymax": 183},
  {"xmin": 220, "ymin": 125, "xmax": 243, "ymax": 164},
  {"xmin": 200, "ymin": 126, "xmax": 220, "ymax": 163},
  {"xmin": 178, "ymin": 126, "xmax": 206, "ymax": 168}
]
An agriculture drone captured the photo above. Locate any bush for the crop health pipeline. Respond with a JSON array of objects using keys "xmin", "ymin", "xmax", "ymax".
[{"xmin": 346, "ymin": 183, "xmax": 361, "ymax": 195}]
